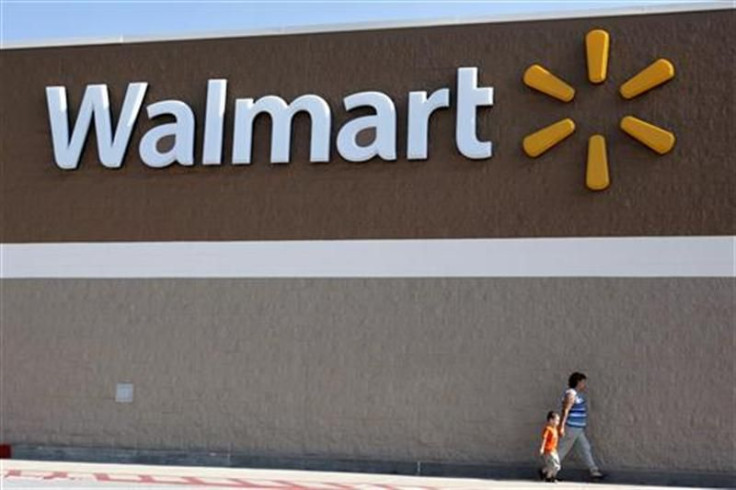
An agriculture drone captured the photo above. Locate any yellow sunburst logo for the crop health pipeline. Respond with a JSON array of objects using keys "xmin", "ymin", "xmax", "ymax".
[{"xmin": 522, "ymin": 29, "xmax": 676, "ymax": 191}]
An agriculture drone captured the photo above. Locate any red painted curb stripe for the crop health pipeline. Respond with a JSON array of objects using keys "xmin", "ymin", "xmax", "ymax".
[{"xmin": 4, "ymin": 469, "xmax": 442, "ymax": 490}]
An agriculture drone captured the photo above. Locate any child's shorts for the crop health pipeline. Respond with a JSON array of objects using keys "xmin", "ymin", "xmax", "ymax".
[{"xmin": 543, "ymin": 450, "xmax": 561, "ymax": 476}]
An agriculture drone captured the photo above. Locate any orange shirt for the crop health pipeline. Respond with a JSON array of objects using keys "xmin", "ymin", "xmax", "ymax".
[{"xmin": 542, "ymin": 426, "xmax": 559, "ymax": 453}]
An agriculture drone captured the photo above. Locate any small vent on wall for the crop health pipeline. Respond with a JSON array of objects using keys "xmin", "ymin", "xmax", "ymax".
[{"xmin": 115, "ymin": 383, "xmax": 134, "ymax": 403}]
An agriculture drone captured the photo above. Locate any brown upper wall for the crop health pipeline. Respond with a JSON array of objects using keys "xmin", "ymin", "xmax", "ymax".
[{"xmin": 1, "ymin": 10, "xmax": 734, "ymax": 242}]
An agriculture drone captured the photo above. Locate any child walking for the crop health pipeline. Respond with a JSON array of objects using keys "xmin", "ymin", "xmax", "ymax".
[{"xmin": 539, "ymin": 411, "xmax": 561, "ymax": 482}]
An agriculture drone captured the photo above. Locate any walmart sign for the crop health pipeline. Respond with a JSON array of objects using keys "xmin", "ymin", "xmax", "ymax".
[{"xmin": 45, "ymin": 67, "xmax": 493, "ymax": 170}]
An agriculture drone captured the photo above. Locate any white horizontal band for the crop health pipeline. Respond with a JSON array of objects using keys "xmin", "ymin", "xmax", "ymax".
[{"xmin": 1, "ymin": 237, "xmax": 733, "ymax": 278}]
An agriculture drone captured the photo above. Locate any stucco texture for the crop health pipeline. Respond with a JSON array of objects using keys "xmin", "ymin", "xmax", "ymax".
[{"xmin": 2, "ymin": 278, "xmax": 733, "ymax": 474}]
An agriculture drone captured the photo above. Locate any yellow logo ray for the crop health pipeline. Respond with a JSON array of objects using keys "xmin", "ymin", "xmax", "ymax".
[
  {"xmin": 620, "ymin": 115, "xmax": 676, "ymax": 154},
  {"xmin": 586, "ymin": 29, "xmax": 610, "ymax": 84},
  {"xmin": 523, "ymin": 64, "xmax": 576, "ymax": 102},
  {"xmin": 620, "ymin": 59, "xmax": 675, "ymax": 99},
  {"xmin": 522, "ymin": 118, "xmax": 576, "ymax": 158},
  {"xmin": 586, "ymin": 135, "xmax": 610, "ymax": 191}
]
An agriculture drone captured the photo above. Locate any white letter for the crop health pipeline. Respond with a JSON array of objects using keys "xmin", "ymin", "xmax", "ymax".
[
  {"xmin": 407, "ymin": 88, "xmax": 449, "ymax": 160},
  {"xmin": 46, "ymin": 83, "xmax": 147, "ymax": 170},
  {"xmin": 456, "ymin": 67, "xmax": 493, "ymax": 159},
  {"xmin": 337, "ymin": 92, "xmax": 396, "ymax": 162},
  {"xmin": 202, "ymin": 79, "xmax": 227, "ymax": 165},
  {"xmin": 232, "ymin": 95, "xmax": 330, "ymax": 164},
  {"xmin": 139, "ymin": 100, "xmax": 195, "ymax": 168}
]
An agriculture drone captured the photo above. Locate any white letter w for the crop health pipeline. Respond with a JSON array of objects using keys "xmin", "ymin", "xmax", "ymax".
[{"xmin": 45, "ymin": 83, "xmax": 148, "ymax": 170}]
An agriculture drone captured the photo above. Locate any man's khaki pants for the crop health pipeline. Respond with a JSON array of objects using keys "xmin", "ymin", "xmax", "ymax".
[{"xmin": 557, "ymin": 426, "xmax": 600, "ymax": 473}]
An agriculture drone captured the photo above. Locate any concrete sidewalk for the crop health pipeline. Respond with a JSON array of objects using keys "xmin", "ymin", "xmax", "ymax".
[{"xmin": 0, "ymin": 460, "xmax": 720, "ymax": 490}]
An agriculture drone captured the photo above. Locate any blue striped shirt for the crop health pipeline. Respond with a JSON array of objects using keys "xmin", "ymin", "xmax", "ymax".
[{"xmin": 563, "ymin": 388, "xmax": 587, "ymax": 428}]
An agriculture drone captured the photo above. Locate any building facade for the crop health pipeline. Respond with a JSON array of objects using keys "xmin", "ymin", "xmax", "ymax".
[{"xmin": 1, "ymin": 4, "xmax": 734, "ymax": 482}]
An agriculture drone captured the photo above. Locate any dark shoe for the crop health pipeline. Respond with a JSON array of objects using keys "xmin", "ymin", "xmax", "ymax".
[
  {"xmin": 590, "ymin": 470, "xmax": 606, "ymax": 480},
  {"xmin": 538, "ymin": 469, "xmax": 545, "ymax": 481}
]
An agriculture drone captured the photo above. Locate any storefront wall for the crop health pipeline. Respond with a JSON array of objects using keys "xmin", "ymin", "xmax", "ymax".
[
  {"xmin": 2, "ymin": 278, "xmax": 734, "ymax": 472},
  {"xmin": 1, "ymin": 7, "xmax": 734, "ymax": 477}
]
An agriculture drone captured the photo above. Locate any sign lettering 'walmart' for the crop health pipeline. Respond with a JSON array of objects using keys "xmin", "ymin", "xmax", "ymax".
[
  {"xmin": 47, "ymin": 67, "xmax": 493, "ymax": 170},
  {"xmin": 45, "ymin": 29, "xmax": 676, "ymax": 191}
]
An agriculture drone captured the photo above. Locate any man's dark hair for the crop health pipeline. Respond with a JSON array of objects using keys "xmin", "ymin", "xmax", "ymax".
[
  {"xmin": 547, "ymin": 411, "xmax": 558, "ymax": 421},
  {"xmin": 568, "ymin": 372, "xmax": 587, "ymax": 388}
]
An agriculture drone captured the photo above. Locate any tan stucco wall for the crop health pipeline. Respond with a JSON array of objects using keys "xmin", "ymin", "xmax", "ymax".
[{"xmin": 2, "ymin": 278, "xmax": 733, "ymax": 473}]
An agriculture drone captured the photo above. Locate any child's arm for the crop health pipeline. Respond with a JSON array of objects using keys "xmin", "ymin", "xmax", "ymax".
[{"xmin": 539, "ymin": 431, "xmax": 548, "ymax": 455}]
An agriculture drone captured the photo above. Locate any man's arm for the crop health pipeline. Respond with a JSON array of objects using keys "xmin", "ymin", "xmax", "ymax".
[{"xmin": 559, "ymin": 392, "xmax": 574, "ymax": 436}]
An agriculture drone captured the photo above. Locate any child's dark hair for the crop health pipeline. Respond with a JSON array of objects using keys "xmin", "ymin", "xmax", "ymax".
[
  {"xmin": 547, "ymin": 411, "xmax": 559, "ymax": 421},
  {"xmin": 568, "ymin": 372, "xmax": 587, "ymax": 388}
]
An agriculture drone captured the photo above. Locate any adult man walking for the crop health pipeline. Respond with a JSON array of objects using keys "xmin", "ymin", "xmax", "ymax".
[{"xmin": 558, "ymin": 372, "xmax": 605, "ymax": 480}]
